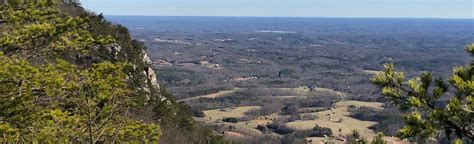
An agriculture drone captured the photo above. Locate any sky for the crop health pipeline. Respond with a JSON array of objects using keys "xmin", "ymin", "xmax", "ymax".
[{"xmin": 82, "ymin": 0, "xmax": 473, "ymax": 19}]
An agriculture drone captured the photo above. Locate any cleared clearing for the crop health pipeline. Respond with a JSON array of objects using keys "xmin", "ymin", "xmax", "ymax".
[
  {"xmin": 237, "ymin": 113, "xmax": 280, "ymax": 128},
  {"xmin": 178, "ymin": 88, "xmax": 240, "ymax": 102},
  {"xmin": 195, "ymin": 100, "xmax": 402, "ymax": 143},
  {"xmin": 271, "ymin": 87, "xmax": 346, "ymax": 97},
  {"xmin": 272, "ymin": 95, "xmax": 308, "ymax": 99},
  {"xmin": 189, "ymin": 87, "xmax": 399, "ymax": 143},
  {"xmin": 224, "ymin": 131, "xmax": 251, "ymax": 140},
  {"xmin": 286, "ymin": 100, "xmax": 390, "ymax": 143},
  {"xmin": 199, "ymin": 106, "xmax": 262, "ymax": 123},
  {"xmin": 180, "ymin": 87, "xmax": 344, "ymax": 102},
  {"xmin": 197, "ymin": 106, "xmax": 266, "ymax": 138},
  {"xmin": 279, "ymin": 87, "xmax": 346, "ymax": 96}
]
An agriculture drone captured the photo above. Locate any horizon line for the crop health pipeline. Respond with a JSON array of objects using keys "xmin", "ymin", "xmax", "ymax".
[{"xmin": 104, "ymin": 14, "xmax": 474, "ymax": 20}]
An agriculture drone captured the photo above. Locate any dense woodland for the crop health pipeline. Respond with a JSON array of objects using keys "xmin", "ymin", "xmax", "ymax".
[{"xmin": 110, "ymin": 16, "xmax": 473, "ymax": 100}]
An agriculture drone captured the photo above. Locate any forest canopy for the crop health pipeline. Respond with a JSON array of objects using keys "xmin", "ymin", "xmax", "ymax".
[{"xmin": 0, "ymin": 1, "xmax": 161, "ymax": 143}]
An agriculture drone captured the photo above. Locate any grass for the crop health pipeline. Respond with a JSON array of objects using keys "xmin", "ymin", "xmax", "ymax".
[
  {"xmin": 199, "ymin": 106, "xmax": 262, "ymax": 123},
  {"xmin": 181, "ymin": 87, "xmax": 345, "ymax": 102},
  {"xmin": 191, "ymin": 87, "xmax": 397, "ymax": 143},
  {"xmin": 284, "ymin": 87, "xmax": 345, "ymax": 96},
  {"xmin": 265, "ymin": 87, "xmax": 346, "ymax": 97},
  {"xmin": 197, "ymin": 106, "xmax": 267, "ymax": 139},
  {"xmin": 286, "ymin": 100, "xmax": 396, "ymax": 143},
  {"xmin": 178, "ymin": 88, "xmax": 241, "ymax": 102}
]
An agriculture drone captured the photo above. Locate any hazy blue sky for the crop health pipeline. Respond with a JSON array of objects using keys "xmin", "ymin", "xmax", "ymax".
[{"xmin": 82, "ymin": 0, "xmax": 473, "ymax": 18}]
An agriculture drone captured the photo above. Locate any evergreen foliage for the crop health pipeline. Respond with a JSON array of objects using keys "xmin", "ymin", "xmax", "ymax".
[
  {"xmin": 371, "ymin": 44, "xmax": 474, "ymax": 142},
  {"xmin": 349, "ymin": 130, "xmax": 386, "ymax": 144},
  {"xmin": 0, "ymin": 1, "xmax": 161, "ymax": 142},
  {"xmin": 371, "ymin": 133, "xmax": 386, "ymax": 144}
]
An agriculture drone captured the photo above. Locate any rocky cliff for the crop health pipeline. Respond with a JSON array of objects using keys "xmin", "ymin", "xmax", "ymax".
[{"xmin": 61, "ymin": 3, "xmax": 223, "ymax": 143}]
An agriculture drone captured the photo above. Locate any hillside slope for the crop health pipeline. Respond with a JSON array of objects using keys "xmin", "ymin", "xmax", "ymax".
[{"xmin": 0, "ymin": 1, "xmax": 222, "ymax": 143}]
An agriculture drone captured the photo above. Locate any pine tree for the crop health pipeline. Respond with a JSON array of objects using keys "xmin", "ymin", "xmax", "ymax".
[
  {"xmin": 0, "ymin": 1, "xmax": 160, "ymax": 143},
  {"xmin": 371, "ymin": 44, "xmax": 474, "ymax": 142},
  {"xmin": 371, "ymin": 133, "xmax": 386, "ymax": 144}
]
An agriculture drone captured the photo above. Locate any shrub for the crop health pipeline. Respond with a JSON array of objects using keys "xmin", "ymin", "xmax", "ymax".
[
  {"xmin": 308, "ymin": 125, "xmax": 333, "ymax": 137},
  {"xmin": 349, "ymin": 106, "xmax": 386, "ymax": 121},
  {"xmin": 266, "ymin": 123, "xmax": 294, "ymax": 135},
  {"xmin": 245, "ymin": 103, "xmax": 282, "ymax": 117},
  {"xmin": 223, "ymin": 117, "xmax": 239, "ymax": 123},
  {"xmin": 299, "ymin": 100, "xmax": 335, "ymax": 108},
  {"xmin": 287, "ymin": 114, "xmax": 302, "ymax": 122},
  {"xmin": 192, "ymin": 109, "xmax": 205, "ymax": 118},
  {"xmin": 256, "ymin": 125, "xmax": 270, "ymax": 133},
  {"xmin": 347, "ymin": 105, "xmax": 357, "ymax": 109},
  {"xmin": 302, "ymin": 114, "xmax": 318, "ymax": 120},
  {"xmin": 281, "ymin": 104, "xmax": 299, "ymax": 115}
]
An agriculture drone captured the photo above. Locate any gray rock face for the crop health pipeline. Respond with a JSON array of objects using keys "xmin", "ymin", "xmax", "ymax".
[
  {"xmin": 107, "ymin": 43, "xmax": 122, "ymax": 59},
  {"xmin": 116, "ymin": 43, "xmax": 165, "ymax": 102},
  {"xmin": 142, "ymin": 49, "xmax": 152, "ymax": 64},
  {"xmin": 141, "ymin": 49, "xmax": 169, "ymax": 103},
  {"xmin": 107, "ymin": 44, "xmax": 153, "ymax": 87},
  {"xmin": 142, "ymin": 50, "xmax": 160, "ymax": 90}
]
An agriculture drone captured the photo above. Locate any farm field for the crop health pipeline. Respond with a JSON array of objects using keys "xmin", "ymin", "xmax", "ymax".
[
  {"xmin": 196, "ymin": 99, "xmax": 402, "ymax": 143},
  {"xmin": 184, "ymin": 87, "xmax": 345, "ymax": 101},
  {"xmin": 286, "ymin": 101, "xmax": 385, "ymax": 143},
  {"xmin": 178, "ymin": 88, "xmax": 241, "ymax": 102},
  {"xmin": 199, "ymin": 106, "xmax": 262, "ymax": 122}
]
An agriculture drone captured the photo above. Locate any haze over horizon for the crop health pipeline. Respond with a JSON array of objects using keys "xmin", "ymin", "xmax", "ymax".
[{"xmin": 83, "ymin": 0, "xmax": 473, "ymax": 19}]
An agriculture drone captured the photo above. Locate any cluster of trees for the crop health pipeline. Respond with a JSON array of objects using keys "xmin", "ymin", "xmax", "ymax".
[
  {"xmin": 265, "ymin": 123, "xmax": 295, "ymax": 135},
  {"xmin": 0, "ymin": 1, "xmax": 226, "ymax": 143},
  {"xmin": 348, "ymin": 106, "xmax": 387, "ymax": 121},
  {"xmin": 307, "ymin": 125, "xmax": 333, "ymax": 137},
  {"xmin": 222, "ymin": 117, "xmax": 239, "ymax": 123},
  {"xmin": 0, "ymin": 1, "xmax": 161, "ymax": 142},
  {"xmin": 348, "ymin": 130, "xmax": 386, "ymax": 144}
]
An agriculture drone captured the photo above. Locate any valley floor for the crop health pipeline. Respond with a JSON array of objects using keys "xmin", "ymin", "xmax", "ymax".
[{"xmin": 192, "ymin": 88, "xmax": 403, "ymax": 143}]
